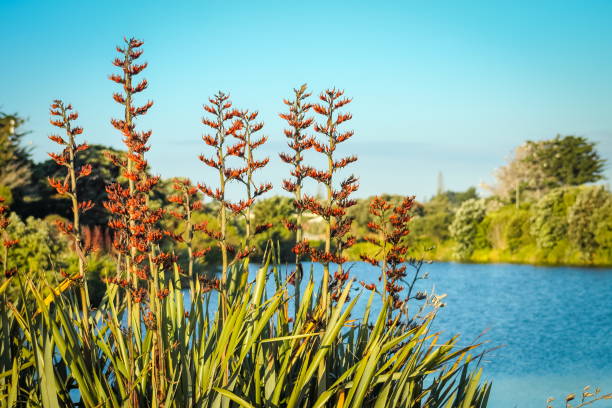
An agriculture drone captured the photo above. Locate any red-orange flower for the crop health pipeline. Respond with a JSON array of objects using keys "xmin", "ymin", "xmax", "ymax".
[{"xmin": 361, "ymin": 196, "xmax": 415, "ymax": 309}]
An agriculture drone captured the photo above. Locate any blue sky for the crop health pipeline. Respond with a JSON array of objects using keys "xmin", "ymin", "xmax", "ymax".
[{"xmin": 1, "ymin": 0, "xmax": 611, "ymax": 201}]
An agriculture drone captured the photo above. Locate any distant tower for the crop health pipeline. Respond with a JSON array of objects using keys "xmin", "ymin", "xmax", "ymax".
[{"xmin": 436, "ymin": 171, "xmax": 445, "ymax": 196}]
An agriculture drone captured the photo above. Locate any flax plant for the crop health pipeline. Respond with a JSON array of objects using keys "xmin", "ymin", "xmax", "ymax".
[
  {"xmin": 104, "ymin": 37, "xmax": 170, "ymax": 405},
  {"xmin": 198, "ymin": 92, "xmax": 243, "ymax": 286},
  {"xmin": 0, "ymin": 37, "xmax": 492, "ymax": 408},
  {"xmin": 0, "ymin": 198, "xmax": 19, "ymax": 408},
  {"xmin": 0, "ymin": 256, "xmax": 492, "ymax": 408},
  {"xmin": 105, "ymin": 36, "xmax": 162, "ymax": 288},
  {"xmin": 296, "ymin": 88, "xmax": 358, "ymax": 396},
  {"xmin": 47, "ymin": 100, "xmax": 94, "ymax": 338},
  {"xmin": 302, "ymin": 88, "xmax": 358, "ymax": 308},
  {"xmin": 232, "ymin": 110, "xmax": 272, "ymax": 269},
  {"xmin": 361, "ymin": 196, "xmax": 417, "ymax": 313},
  {"xmin": 167, "ymin": 178, "xmax": 210, "ymax": 287},
  {"xmin": 279, "ymin": 84, "xmax": 315, "ymax": 312}
]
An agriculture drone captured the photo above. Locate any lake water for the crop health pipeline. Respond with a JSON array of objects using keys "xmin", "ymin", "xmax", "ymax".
[
  {"xmin": 235, "ymin": 261, "xmax": 612, "ymax": 408},
  {"xmin": 399, "ymin": 262, "xmax": 612, "ymax": 408}
]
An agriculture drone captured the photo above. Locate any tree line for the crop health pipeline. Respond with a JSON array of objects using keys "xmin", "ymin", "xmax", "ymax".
[{"xmin": 1, "ymin": 110, "xmax": 610, "ymax": 276}]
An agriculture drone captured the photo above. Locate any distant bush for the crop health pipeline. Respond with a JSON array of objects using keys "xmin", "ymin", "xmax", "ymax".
[
  {"xmin": 5, "ymin": 213, "xmax": 67, "ymax": 273},
  {"xmin": 531, "ymin": 187, "xmax": 576, "ymax": 250},
  {"xmin": 568, "ymin": 186, "xmax": 611, "ymax": 260},
  {"xmin": 505, "ymin": 209, "xmax": 530, "ymax": 253},
  {"xmin": 449, "ymin": 198, "xmax": 486, "ymax": 260}
]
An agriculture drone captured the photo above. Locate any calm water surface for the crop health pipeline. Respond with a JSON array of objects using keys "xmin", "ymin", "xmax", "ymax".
[
  {"xmin": 237, "ymin": 262, "xmax": 612, "ymax": 408},
  {"xmin": 404, "ymin": 262, "xmax": 612, "ymax": 408}
]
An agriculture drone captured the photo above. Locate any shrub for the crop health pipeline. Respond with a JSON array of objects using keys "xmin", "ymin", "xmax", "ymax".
[
  {"xmin": 568, "ymin": 186, "xmax": 611, "ymax": 260},
  {"xmin": 593, "ymin": 199, "xmax": 612, "ymax": 260},
  {"xmin": 0, "ymin": 261, "xmax": 491, "ymax": 408},
  {"xmin": 449, "ymin": 198, "xmax": 486, "ymax": 260},
  {"xmin": 5, "ymin": 213, "xmax": 67, "ymax": 276},
  {"xmin": 505, "ymin": 209, "xmax": 530, "ymax": 253},
  {"xmin": 530, "ymin": 187, "xmax": 576, "ymax": 250}
]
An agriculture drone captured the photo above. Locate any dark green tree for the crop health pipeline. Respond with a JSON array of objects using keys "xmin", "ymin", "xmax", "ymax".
[
  {"xmin": 28, "ymin": 144, "xmax": 123, "ymax": 224},
  {"xmin": 409, "ymin": 195, "xmax": 452, "ymax": 243},
  {"xmin": 251, "ymin": 196, "xmax": 294, "ymax": 260},
  {"xmin": 0, "ymin": 112, "xmax": 33, "ymax": 193},
  {"xmin": 444, "ymin": 187, "xmax": 478, "ymax": 206},
  {"xmin": 527, "ymin": 135, "xmax": 606, "ymax": 187},
  {"xmin": 408, "ymin": 188, "xmax": 477, "ymax": 249}
]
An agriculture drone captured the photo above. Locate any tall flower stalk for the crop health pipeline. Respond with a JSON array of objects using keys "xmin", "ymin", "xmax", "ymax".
[
  {"xmin": 302, "ymin": 88, "xmax": 358, "ymax": 308},
  {"xmin": 105, "ymin": 37, "xmax": 161, "ymax": 288},
  {"xmin": 232, "ymin": 110, "xmax": 272, "ymax": 269},
  {"xmin": 279, "ymin": 84, "xmax": 314, "ymax": 312},
  {"xmin": 296, "ymin": 88, "xmax": 358, "ymax": 395},
  {"xmin": 104, "ymin": 37, "xmax": 168, "ymax": 405},
  {"xmin": 361, "ymin": 196, "xmax": 415, "ymax": 313},
  {"xmin": 168, "ymin": 177, "xmax": 210, "ymax": 291},
  {"xmin": 47, "ymin": 100, "xmax": 94, "ymax": 337},
  {"xmin": 198, "ymin": 92, "xmax": 243, "ymax": 286}
]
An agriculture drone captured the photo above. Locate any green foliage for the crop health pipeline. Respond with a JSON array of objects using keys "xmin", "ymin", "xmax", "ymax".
[
  {"xmin": 526, "ymin": 135, "xmax": 606, "ymax": 187},
  {"xmin": 2, "ymin": 213, "xmax": 67, "ymax": 299},
  {"xmin": 568, "ymin": 186, "xmax": 611, "ymax": 259},
  {"xmin": 474, "ymin": 216, "xmax": 491, "ymax": 251},
  {"xmin": 419, "ymin": 186, "xmax": 611, "ymax": 266},
  {"xmin": 410, "ymin": 195, "xmax": 453, "ymax": 242},
  {"xmin": 344, "ymin": 241, "xmax": 378, "ymax": 261},
  {"xmin": 166, "ymin": 209, "xmax": 217, "ymax": 267},
  {"xmin": 63, "ymin": 252, "xmax": 116, "ymax": 305},
  {"xmin": 593, "ymin": 198, "xmax": 612, "ymax": 258},
  {"xmin": 0, "ymin": 112, "xmax": 32, "ymax": 193},
  {"xmin": 252, "ymin": 196, "xmax": 294, "ymax": 260},
  {"xmin": 0, "ymin": 185, "xmax": 12, "ymax": 206},
  {"xmin": 486, "ymin": 135, "xmax": 606, "ymax": 204},
  {"xmin": 444, "ymin": 187, "xmax": 478, "ymax": 206},
  {"xmin": 505, "ymin": 209, "xmax": 530, "ymax": 253},
  {"xmin": 530, "ymin": 188, "xmax": 577, "ymax": 250},
  {"xmin": 5, "ymin": 213, "xmax": 67, "ymax": 275},
  {"xmin": 410, "ymin": 211, "xmax": 452, "ymax": 247},
  {"xmin": 449, "ymin": 199, "xmax": 486, "ymax": 259},
  {"xmin": 0, "ymin": 260, "xmax": 490, "ymax": 408},
  {"xmin": 149, "ymin": 176, "xmax": 178, "ymax": 211}
]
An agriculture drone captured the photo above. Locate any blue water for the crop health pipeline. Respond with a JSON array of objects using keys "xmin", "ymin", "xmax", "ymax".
[
  {"xmin": 400, "ymin": 262, "xmax": 612, "ymax": 408},
  {"xmin": 236, "ymin": 261, "xmax": 612, "ymax": 408}
]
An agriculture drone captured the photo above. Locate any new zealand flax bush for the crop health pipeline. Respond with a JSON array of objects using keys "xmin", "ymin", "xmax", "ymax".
[
  {"xmin": 0, "ymin": 259, "xmax": 490, "ymax": 407},
  {"xmin": 0, "ymin": 37, "xmax": 491, "ymax": 407}
]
